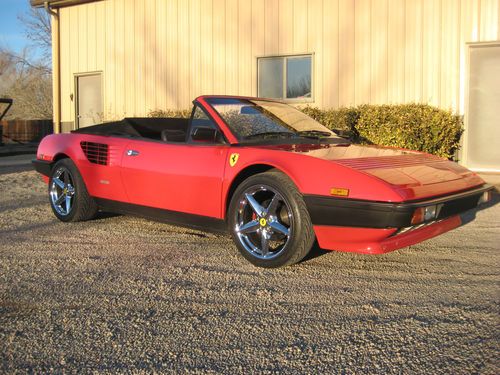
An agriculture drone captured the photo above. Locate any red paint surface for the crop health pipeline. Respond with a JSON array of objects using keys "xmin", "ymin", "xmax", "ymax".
[
  {"xmin": 35, "ymin": 95, "xmax": 485, "ymax": 254},
  {"xmin": 120, "ymin": 139, "xmax": 228, "ymax": 217},
  {"xmin": 313, "ymin": 216, "xmax": 462, "ymax": 254}
]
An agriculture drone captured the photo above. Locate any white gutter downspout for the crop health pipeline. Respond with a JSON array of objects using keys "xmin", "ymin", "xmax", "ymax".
[{"xmin": 45, "ymin": 2, "xmax": 61, "ymax": 134}]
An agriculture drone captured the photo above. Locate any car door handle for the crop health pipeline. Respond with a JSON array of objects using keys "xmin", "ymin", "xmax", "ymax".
[{"xmin": 126, "ymin": 150, "xmax": 140, "ymax": 156}]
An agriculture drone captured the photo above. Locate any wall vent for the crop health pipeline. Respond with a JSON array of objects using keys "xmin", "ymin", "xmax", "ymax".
[{"xmin": 80, "ymin": 141, "xmax": 109, "ymax": 165}]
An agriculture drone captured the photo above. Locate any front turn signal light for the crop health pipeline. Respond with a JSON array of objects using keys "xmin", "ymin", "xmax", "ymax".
[
  {"xmin": 411, "ymin": 208, "xmax": 425, "ymax": 225},
  {"xmin": 330, "ymin": 187, "xmax": 349, "ymax": 197},
  {"xmin": 411, "ymin": 205, "xmax": 439, "ymax": 225}
]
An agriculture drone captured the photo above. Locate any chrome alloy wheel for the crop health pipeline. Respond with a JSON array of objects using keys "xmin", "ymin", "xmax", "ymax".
[
  {"xmin": 49, "ymin": 167, "xmax": 76, "ymax": 216},
  {"xmin": 234, "ymin": 185, "xmax": 293, "ymax": 260}
]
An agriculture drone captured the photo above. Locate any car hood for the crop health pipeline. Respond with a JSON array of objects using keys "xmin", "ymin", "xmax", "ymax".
[{"xmin": 256, "ymin": 143, "xmax": 485, "ymax": 200}]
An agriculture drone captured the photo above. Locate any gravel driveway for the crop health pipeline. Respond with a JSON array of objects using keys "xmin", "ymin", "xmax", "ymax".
[{"xmin": 1, "ymin": 170, "xmax": 499, "ymax": 374}]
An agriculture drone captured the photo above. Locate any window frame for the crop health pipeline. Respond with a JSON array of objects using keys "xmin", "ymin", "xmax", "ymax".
[
  {"xmin": 187, "ymin": 103, "xmax": 228, "ymax": 145},
  {"xmin": 257, "ymin": 53, "xmax": 314, "ymax": 103}
]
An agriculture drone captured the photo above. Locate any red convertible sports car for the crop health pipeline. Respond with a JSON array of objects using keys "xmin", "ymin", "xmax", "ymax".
[{"xmin": 33, "ymin": 95, "xmax": 493, "ymax": 267}]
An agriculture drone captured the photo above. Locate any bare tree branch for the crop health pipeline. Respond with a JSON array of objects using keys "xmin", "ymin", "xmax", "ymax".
[
  {"xmin": 0, "ymin": 49, "xmax": 52, "ymax": 119},
  {"xmin": 0, "ymin": 5, "xmax": 52, "ymax": 120},
  {"xmin": 0, "ymin": 4, "xmax": 53, "ymax": 119},
  {"xmin": 0, "ymin": 47, "xmax": 51, "ymax": 76},
  {"xmin": 18, "ymin": 7, "xmax": 52, "ymax": 65}
]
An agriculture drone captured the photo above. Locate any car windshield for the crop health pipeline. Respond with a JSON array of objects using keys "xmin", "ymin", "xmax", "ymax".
[{"xmin": 206, "ymin": 98, "xmax": 343, "ymax": 143}]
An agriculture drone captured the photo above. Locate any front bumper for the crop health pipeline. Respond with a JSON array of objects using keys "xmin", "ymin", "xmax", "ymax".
[
  {"xmin": 313, "ymin": 216, "xmax": 461, "ymax": 254},
  {"xmin": 304, "ymin": 184, "xmax": 494, "ymax": 229},
  {"xmin": 305, "ymin": 184, "xmax": 495, "ymax": 253},
  {"xmin": 32, "ymin": 159, "xmax": 52, "ymax": 177}
]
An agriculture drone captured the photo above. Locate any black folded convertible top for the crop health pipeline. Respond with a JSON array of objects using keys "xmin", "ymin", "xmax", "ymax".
[{"xmin": 72, "ymin": 117, "xmax": 189, "ymax": 140}]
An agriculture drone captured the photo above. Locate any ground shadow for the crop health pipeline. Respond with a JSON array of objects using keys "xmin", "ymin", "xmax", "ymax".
[
  {"xmin": 93, "ymin": 211, "xmax": 122, "ymax": 221},
  {"xmin": 300, "ymin": 240, "xmax": 331, "ymax": 263}
]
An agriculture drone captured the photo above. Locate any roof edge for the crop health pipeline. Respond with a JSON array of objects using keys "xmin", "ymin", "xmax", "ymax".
[{"xmin": 31, "ymin": 0, "xmax": 100, "ymax": 8}]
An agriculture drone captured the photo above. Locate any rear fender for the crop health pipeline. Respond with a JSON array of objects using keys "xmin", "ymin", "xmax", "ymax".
[
  {"xmin": 36, "ymin": 133, "xmax": 129, "ymax": 202},
  {"xmin": 36, "ymin": 134, "xmax": 82, "ymax": 163}
]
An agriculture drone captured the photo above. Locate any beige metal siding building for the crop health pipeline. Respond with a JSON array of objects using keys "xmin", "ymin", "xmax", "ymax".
[{"xmin": 33, "ymin": 0, "xmax": 500, "ymax": 171}]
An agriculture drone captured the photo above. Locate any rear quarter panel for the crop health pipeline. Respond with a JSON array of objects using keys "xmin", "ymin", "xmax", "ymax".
[{"xmin": 37, "ymin": 133, "xmax": 129, "ymax": 202}]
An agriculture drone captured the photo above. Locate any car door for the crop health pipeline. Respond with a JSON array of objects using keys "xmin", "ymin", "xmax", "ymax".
[{"xmin": 120, "ymin": 106, "xmax": 229, "ymax": 218}]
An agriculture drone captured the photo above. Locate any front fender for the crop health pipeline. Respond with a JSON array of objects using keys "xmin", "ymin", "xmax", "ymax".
[{"xmin": 222, "ymin": 146, "xmax": 403, "ymax": 218}]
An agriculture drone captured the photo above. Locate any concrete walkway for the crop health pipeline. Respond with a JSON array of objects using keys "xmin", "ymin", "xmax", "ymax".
[
  {"xmin": 0, "ymin": 154, "xmax": 35, "ymax": 175},
  {"xmin": 478, "ymin": 173, "xmax": 500, "ymax": 190},
  {"xmin": 0, "ymin": 143, "xmax": 38, "ymax": 157},
  {"xmin": 0, "ymin": 153, "xmax": 34, "ymax": 166}
]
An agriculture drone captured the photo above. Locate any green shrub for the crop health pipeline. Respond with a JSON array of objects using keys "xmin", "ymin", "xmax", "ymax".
[
  {"xmin": 148, "ymin": 108, "xmax": 191, "ymax": 118},
  {"xmin": 355, "ymin": 104, "xmax": 463, "ymax": 159},
  {"xmin": 300, "ymin": 104, "xmax": 463, "ymax": 159},
  {"xmin": 301, "ymin": 106, "xmax": 360, "ymax": 138}
]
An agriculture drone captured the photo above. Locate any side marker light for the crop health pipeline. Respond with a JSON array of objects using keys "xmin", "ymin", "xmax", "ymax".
[{"xmin": 330, "ymin": 188, "xmax": 349, "ymax": 197}]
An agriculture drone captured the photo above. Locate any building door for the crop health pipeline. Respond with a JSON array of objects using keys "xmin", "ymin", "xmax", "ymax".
[
  {"xmin": 466, "ymin": 44, "xmax": 500, "ymax": 172},
  {"xmin": 76, "ymin": 73, "xmax": 103, "ymax": 128}
]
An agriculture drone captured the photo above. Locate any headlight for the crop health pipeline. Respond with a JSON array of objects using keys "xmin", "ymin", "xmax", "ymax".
[
  {"xmin": 411, "ymin": 205, "xmax": 439, "ymax": 225},
  {"xmin": 424, "ymin": 205, "xmax": 437, "ymax": 221}
]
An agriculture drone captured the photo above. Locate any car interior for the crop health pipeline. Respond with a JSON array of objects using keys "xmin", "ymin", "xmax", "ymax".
[{"xmin": 73, "ymin": 117, "xmax": 190, "ymax": 142}]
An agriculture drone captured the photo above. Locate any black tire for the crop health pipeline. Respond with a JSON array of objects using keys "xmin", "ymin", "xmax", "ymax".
[
  {"xmin": 48, "ymin": 158, "xmax": 98, "ymax": 222},
  {"xmin": 228, "ymin": 169, "xmax": 315, "ymax": 268}
]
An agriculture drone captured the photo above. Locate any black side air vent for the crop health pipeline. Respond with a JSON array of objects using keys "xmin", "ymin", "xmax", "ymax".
[{"xmin": 80, "ymin": 141, "xmax": 109, "ymax": 165}]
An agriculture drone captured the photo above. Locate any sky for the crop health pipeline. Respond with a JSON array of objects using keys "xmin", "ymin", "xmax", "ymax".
[{"xmin": 0, "ymin": 0, "xmax": 35, "ymax": 54}]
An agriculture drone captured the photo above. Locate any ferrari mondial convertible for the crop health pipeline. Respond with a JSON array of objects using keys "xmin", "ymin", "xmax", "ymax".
[{"xmin": 33, "ymin": 96, "xmax": 493, "ymax": 267}]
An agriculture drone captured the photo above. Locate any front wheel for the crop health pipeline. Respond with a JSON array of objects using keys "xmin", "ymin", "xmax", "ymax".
[
  {"xmin": 49, "ymin": 158, "xmax": 98, "ymax": 222},
  {"xmin": 228, "ymin": 170, "xmax": 315, "ymax": 268}
]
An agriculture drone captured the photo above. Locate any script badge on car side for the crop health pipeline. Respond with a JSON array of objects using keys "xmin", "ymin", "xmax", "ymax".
[{"xmin": 229, "ymin": 153, "xmax": 239, "ymax": 167}]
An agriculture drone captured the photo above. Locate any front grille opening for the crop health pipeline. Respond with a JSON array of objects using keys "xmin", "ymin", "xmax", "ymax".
[
  {"xmin": 437, "ymin": 195, "xmax": 480, "ymax": 218},
  {"xmin": 80, "ymin": 141, "xmax": 109, "ymax": 165}
]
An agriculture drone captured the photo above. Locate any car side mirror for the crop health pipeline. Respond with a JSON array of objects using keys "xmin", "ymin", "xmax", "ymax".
[{"xmin": 191, "ymin": 126, "xmax": 218, "ymax": 143}]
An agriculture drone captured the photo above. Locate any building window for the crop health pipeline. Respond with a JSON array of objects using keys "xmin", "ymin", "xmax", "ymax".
[{"xmin": 258, "ymin": 55, "xmax": 312, "ymax": 101}]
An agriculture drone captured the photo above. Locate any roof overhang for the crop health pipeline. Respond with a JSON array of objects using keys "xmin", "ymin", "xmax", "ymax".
[{"xmin": 31, "ymin": 0, "xmax": 100, "ymax": 8}]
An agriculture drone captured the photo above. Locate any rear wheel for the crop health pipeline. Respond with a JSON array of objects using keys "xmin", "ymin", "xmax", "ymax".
[
  {"xmin": 49, "ymin": 158, "xmax": 98, "ymax": 222},
  {"xmin": 228, "ymin": 170, "xmax": 315, "ymax": 268}
]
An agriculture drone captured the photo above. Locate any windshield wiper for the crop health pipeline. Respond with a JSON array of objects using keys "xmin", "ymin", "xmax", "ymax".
[
  {"xmin": 244, "ymin": 131, "xmax": 296, "ymax": 140},
  {"xmin": 296, "ymin": 130, "xmax": 332, "ymax": 138}
]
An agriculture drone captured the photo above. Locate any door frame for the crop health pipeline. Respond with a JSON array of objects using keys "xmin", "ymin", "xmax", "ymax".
[
  {"xmin": 462, "ymin": 41, "xmax": 500, "ymax": 172},
  {"xmin": 74, "ymin": 71, "xmax": 104, "ymax": 129}
]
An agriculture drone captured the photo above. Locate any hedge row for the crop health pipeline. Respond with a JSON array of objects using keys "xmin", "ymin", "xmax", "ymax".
[
  {"xmin": 149, "ymin": 103, "xmax": 463, "ymax": 159},
  {"xmin": 148, "ymin": 108, "xmax": 192, "ymax": 118},
  {"xmin": 302, "ymin": 104, "xmax": 463, "ymax": 159}
]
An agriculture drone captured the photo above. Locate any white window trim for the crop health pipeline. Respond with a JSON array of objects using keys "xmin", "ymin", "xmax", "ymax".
[
  {"xmin": 461, "ymin": 41, "xmax": 500, "ymax": 172},
  {"xmin": 257, "ymin": 53, "xmax": 314, "ymax": 103}
]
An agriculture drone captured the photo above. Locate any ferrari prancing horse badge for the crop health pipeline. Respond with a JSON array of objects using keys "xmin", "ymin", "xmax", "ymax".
[{"xmin": 229, "ymin": 153, "xmax": 239, "ymax": 167}]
